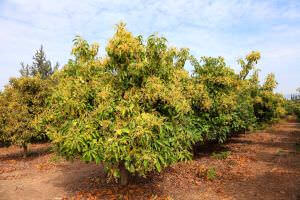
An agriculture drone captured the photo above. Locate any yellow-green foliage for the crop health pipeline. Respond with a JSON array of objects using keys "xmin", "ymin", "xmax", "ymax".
[
  {"xmin": 0, "ymin": 76, "xmax": 50, "ymax": 150},
  {"xmin": 253, "ymin": 73, "xmax": 286, "ymax": 124},
  {"xmin": 191, "ymin": 56, "xmax": 242, "ymax": 142},
  {"xmin": 190, "ymin": 51, "xmax": 285, "ymax": 142},
  {"xmin": 37, "ymin": 23, "xmax": 285, "ymax": 180},
  {"xmin": 40, "ymin": 23, "xmax": 200, "ymax": 179}
]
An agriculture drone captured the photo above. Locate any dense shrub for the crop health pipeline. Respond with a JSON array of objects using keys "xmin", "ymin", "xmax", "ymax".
[
  {"xmin": 0, "ymin": 76, "xmax": 51, "ymax": 156},
  {"xmin": 190, "ymin": 56, "xmax": 242, "ymax": 142},
  {"xmin": 252, "ymin": 74, "xmax": 285, "ymax": 125},
  {"xmin": 0, "ymin": 22, "xmax": 284, "ymax": 184},
  {"xmin": 40, "ymin": 24, "xmax": 202, "ymax": 184},
  {"xmin": 189, "ymin": 51, "xmax": 285, "ymax": 142},
  {"xmin": 0, "ymin": 45, "xmax": 58, "ymax": 154},
  {"xmin": 36, "ymin": 23, "xmax": 286, "ymax": 184}
]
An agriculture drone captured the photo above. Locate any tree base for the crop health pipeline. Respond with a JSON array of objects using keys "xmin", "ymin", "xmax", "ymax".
[
  {"xmin": 23, "ymin": 145, "xmax": 28, "ymax": 158},
  {"xmin": 119, "ymin": 164, "xmax": 129, "ymax": 185}
]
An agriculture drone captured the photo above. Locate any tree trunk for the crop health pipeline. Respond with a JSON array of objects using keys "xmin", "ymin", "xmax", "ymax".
[
  {"xmin": 119, "ymin": 163, "xmax": 129, "ymax": 186},
  {"xmin": 22, "ymin": 144, "xmax": 28, "ymax": 158}
]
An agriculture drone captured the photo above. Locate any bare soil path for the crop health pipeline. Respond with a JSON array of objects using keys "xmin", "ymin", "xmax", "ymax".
[{"xmin": 0, "ymin": 120, "xmax": 299, "ymax": 200}]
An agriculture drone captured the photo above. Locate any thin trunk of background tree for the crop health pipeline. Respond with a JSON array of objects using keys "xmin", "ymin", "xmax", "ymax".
[{"xmin": 22, "ymin": 144, "xmax": 28, "ymax": 158}]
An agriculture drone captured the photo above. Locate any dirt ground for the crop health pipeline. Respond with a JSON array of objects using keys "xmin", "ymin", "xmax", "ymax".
[{"xmin": 0, "ymin": 119, "xmax": 299, "ymax": 200}]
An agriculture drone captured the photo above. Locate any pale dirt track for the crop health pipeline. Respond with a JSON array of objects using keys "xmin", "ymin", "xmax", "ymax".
[{"xmin": 0, "ymin": 120, "xmax": 299, "ymax": 200}]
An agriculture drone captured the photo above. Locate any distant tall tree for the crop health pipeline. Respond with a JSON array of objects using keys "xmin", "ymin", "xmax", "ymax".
[
  {"xmin": 19, "ymin": 63, "xmax": 31, "ymax": 77},
  {"xmin": 20, "ymin": 45, "xmax": 59, "ymax": 79}
]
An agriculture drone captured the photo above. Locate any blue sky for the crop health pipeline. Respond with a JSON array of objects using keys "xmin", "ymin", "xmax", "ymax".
[{"xmin": 0, "ymin": 0, "xmax": 299, "ymax": 94}]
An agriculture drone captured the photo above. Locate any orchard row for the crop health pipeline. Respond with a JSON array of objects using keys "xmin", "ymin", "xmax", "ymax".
[{"xmin": 0, "ymin": 23, "xmax": 286, "ymax": 184}]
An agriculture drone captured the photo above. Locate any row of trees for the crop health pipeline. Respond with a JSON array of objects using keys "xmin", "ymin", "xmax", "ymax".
[{"xmin": 0, "ymin": 23, "xmax": 286, "ymax": 184}]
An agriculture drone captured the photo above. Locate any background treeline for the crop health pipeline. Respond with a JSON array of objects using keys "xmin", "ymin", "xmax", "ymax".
[
  {"xmin": 285, "ymin": 88, "xmax": 300, "ymax": 120},
  {"xmin": 0, "ymin": 23, "xmax": 292, "ymax": 184}
]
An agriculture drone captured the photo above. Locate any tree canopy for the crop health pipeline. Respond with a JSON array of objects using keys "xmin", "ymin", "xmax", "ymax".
[
  {"xmin": 0, "ymin": 23, "xmax": 286, "ymax": 184},
  {"xmin": 0, "ymin": 76, "xmax": 51, "ymax": 156},
  {"xmin": 38, "ymin": 23, "xmax": 285, "ymax": 184}
]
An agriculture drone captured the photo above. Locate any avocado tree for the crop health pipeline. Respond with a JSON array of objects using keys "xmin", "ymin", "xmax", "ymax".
[
  {"xmin": 253, "ymin": 73, "xmax": 285, "ymax": 123},
  {"xmin": 190, "ymin": 50, "xmax": 285, "ymax": 142},
  {"xmin": 39, "ymin": 23, "xmax": 286, "ymax": 184},
  {"xmin": 0, "ymin": 76, "xmax": 51, "ymax": 157},
  {"xmin": 40, "ymin": 23, "xmax": 203, "ymax": 184},
  {"xmin": 190, "ymin": 55, "xmax": 241, "ymax": 142}
]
